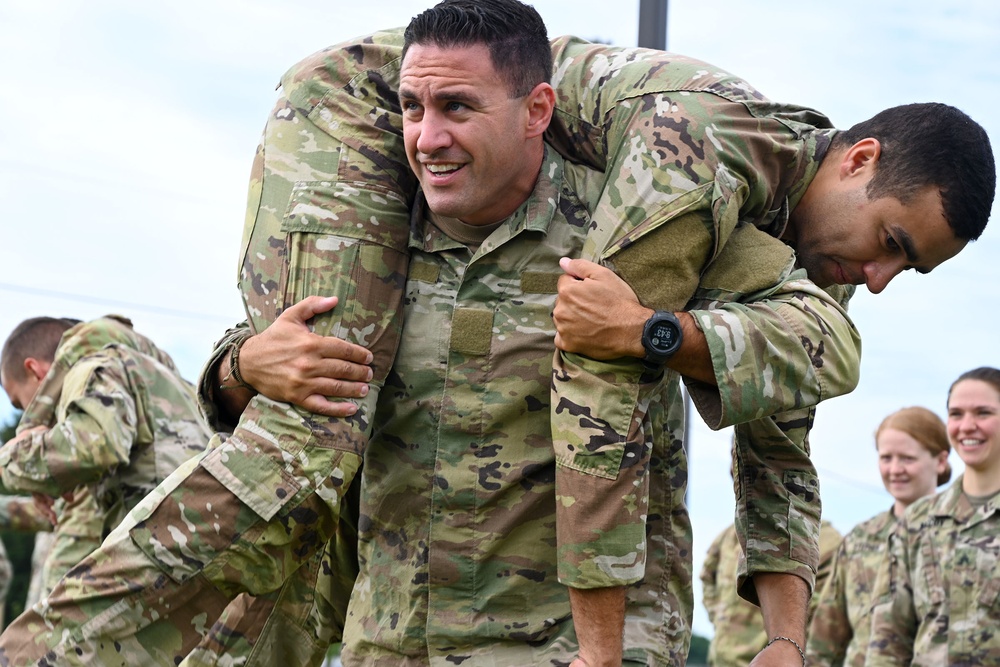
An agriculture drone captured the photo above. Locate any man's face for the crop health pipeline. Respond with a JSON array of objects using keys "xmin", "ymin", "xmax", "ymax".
[
  {"xmin": 791, "ymin": 152, "xmax": 967, "ymax": 294},
  {"xmin": 399, "ymin": 42, "xmax": 542, "ymax": 226},
  {"xmin": 0, "ymin": 363, "xmax": 45, "ymax": 411}
]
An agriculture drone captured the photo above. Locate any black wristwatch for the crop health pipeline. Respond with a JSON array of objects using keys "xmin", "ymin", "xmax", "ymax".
[{"xmin": 641, "ymin": 310, "xmax": 683, "ymax": 366}]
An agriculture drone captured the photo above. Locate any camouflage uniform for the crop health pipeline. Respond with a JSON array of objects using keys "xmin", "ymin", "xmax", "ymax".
[
  {"xmin": 35, "ymin": 489, "xmax": 104, "ymax": 600},
  {"xmin": 24, "ymin": 533, "xmax": 52, "ymax": 610},
  {"xmin": 806, "ymin": 509, "xmax": 895, "ymax": 667},
  {"xmin": 339, "ymin": 139, "xmax": 842, "ymax": 664},
  {"xmin": 0, "ymin": 496, "xmax": 57, "ymax": 611},
  {"xmin": 0, "ymin": 492, "xmax": 104, "ymax": 612},
  {"xmin": 0, "ymin": 32, "xmax": 861, "ymax": 666},
  {"xmin": 0, "ymin": 316, "xmax": 212, "ymax": 663},
  {"xmin": 0, "ymin": 30, "xmax": 410, "ymax": 667},
  {"xmin": 0, "ymin": 315, "xmax": 209, "ymax": 534},
  {"xmin": 0, "ymin": 494, "xmax": 101, "ymax": 611},
  {"xmin": 866, "ymin": 478, "xmax": 1000, "ymax": 666},
  {"xmin": 701, "ymin": 521, "xmax": 842, "ymax": 666}
]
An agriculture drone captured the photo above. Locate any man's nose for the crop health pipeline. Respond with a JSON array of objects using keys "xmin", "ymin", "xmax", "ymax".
[
  {"xmin": 415, "ymin": 112, "xmax": 451, "ymax": 155},
  {"xmin": 863, "ymin": 259, "xmax": 905, "ymax": 295}
]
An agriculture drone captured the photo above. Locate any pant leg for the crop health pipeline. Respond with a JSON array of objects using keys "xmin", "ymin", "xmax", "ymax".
[
  {"xmin": 0, "ymin": 455, "xmax": 230, "ymax": 666},
  {"xmin": 38, "ymin": 486, "xmax": 104, "ymax": 600},
  {"xmin": 121, "ymin": 38, "xmax": 408, "ymax": 600},
  {"xmin": 180, "ymin": 471, "xmax": 361, "ymax": 667}
]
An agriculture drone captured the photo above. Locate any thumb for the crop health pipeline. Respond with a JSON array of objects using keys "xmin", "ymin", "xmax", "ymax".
[
  {"xmin": 559, "ymin": 257, "xmax": 603, "ymax": 280},
  {"xmin": 281, "ymin": 295, "xmax": 339, "ymax": 324}
]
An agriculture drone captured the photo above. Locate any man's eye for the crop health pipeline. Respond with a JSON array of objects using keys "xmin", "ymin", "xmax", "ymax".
[
  {"xmin": 446, "ymin": 101, "xmax": 466, "ymax": 112},
  {"xmin": 887, "ymin": 235, "xmax": 900, "ymax": 251}
]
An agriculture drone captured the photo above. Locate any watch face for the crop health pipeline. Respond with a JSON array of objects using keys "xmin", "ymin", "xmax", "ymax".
[{"xmin": 650, "ymin": 322, "xmax": 679, "ymax": 352}]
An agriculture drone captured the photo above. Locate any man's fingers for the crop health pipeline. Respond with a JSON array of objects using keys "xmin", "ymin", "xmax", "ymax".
[
  {"xmin": 559, "ymin": 257, "xmax": 603, "ymax": 280},
  {"xmin": 306, "ymin": 377, "xmax": 370, "ymax": 400},
  {"xmin": 300, "ymin": 395, "xmax": 361, "ymax": 419},
  {"xmin": 282, "ymin": 295, "xmax": 339, "ymax": 324},
  {"xmin": 315, "ymin": 337, "xmax": 374, "ymax": 367}
]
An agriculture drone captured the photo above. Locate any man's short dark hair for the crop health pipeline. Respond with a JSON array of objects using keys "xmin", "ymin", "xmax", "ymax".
[
  {"xmin": 403, "ymin": 0, "xmax": 551, "ymax": 98},
  {"xmin": 834, "ymin": 103, "xmax": 995, "ymax": 241},
  {"xmin": 0, "ymin": 317, "xmax": 79, "ymax": 383}
]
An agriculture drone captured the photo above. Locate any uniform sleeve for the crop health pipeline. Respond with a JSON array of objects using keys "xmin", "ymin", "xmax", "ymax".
[
  {"xmin": 553, "ymin": 224, "xmax": 860, "ymax": 588},
  {"xmin": 0, "ymin": 495, "xmax": 52, "ymax": 533},
  {"xmin": 196, "ymin": 320, "xmax": 253, "ymax": 434},
  {"xmin": 0, "ymin": 354, "xmax": 136, "ymax": 497},
  {"xmin": 685, "ymin": 273, "xmax": 861, "ymax": 429},
  {"xmin": 731, "ymin": 406, "xmax": 822, "ymax": 600},
  {"xmin": 865, "ymin": 520, "xmax": 917, "ymax": 666},
  {"xmin": 816, "ymin": 522, "xmax": 844, "ymax": 596},
  {"xmin": 548, "ymin": 46, "xmax": 860, "ymax": 587},
  {"xmin": 701, "ymin": 529, "xmax": 726, "ymax": 625},
  {"xmin": 806, "ymin": 538, "xmax": 853, "ymax": 667}
]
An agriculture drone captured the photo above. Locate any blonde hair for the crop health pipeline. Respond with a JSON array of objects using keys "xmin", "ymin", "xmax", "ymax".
[{"xmin": 875, "ymin": 406, "xmax": 952, "ymax": 486}]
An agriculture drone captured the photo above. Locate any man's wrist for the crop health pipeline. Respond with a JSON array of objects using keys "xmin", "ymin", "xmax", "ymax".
[
  {"xmin": 766, "ymin": 635, "xmax": 806, "ymax": 667},
  {"xmin": 627, "ymin": 307, "xmax": 655, "ymax": 358},
  {"xmin": 219, "ymin": 336, "xmax": 256, "ymax": 392}
]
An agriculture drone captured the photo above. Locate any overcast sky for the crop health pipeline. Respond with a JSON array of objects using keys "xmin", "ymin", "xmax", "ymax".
[{"xmin": 1, "ymin": 0, "xmax": 998, "ymax": 639}]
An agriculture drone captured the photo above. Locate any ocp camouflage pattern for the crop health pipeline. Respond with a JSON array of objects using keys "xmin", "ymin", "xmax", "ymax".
[
  {"xmin": 0, "ymin": 29, "xmax": 864, "ymax": 667},
  {"xmin": 545, "ymin": 36, "xmax": 859, "ymax": 597},
  {"xmin": 702, "ymin": 521, "xmax": 841, "ymax": 666},
  {"xmin": 0, "ymin": 315, "xmax": 209, "ymax": 535},
  {"xmin": 867, "ymin": 478, "xmax": 1000, "ymax": 666},
  {"xmin": 807, "ymin": 509, "xmax": 895, "ymax": 667}
]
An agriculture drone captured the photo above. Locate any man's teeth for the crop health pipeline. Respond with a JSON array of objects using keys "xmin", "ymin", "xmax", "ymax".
[{"xmin": 427, "ymin": 164, "xmax": 461, "ymax": 174}]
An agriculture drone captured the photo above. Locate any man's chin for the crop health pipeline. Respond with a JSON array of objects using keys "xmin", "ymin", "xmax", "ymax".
[{"xmin": 800, "ymin": 260, "xmax": 836, "ymax": 288}]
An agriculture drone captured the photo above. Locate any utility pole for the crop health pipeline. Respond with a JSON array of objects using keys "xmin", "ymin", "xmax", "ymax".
[{"xmin": 637, "ymin": 0, "xmax": 668, "ymax": 50}]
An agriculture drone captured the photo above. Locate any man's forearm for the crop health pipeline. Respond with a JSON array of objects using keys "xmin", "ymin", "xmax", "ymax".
[
  {"xmin": 553, "ymin": 258, "xmax": 716, "ymax": 386},
  {"xmin": 664, "ymin": 312, "xmax": 714, "ymax": 385},
  {"xmin": 599, "ymin": 306, "xmax": 716, "ymax": 385},
  {"xmin": 753, "ymin": 572, "xmax": 808, "ymax": 664},
  {"xmin": 569, "ymin": 586, "xmax": 625, "ymax": 667}
]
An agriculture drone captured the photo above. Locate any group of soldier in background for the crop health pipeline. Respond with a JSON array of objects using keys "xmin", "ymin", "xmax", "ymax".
[
  {"xmin": 703, "ymin": 382, "xmax": 1000, "ymax": 667},
  {"xmin": 0, "ymin": 315, "xmax": 213, "ymax": 623}
]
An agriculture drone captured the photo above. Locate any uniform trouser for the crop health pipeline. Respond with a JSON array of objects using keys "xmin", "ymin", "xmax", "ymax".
[
  {"xmin": 0, "ymin": 57, "xmax": 412, "ymax": 665},
  {"xmin": 0, "ymin": 446, "xmax": 357, "ymax": 667},
  {"xmin": 181, "ymin": 476, "xmax": 360, "ymax": 667}
]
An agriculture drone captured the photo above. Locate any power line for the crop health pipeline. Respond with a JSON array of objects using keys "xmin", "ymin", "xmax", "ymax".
[
  {"xmin": 814, "ymin": 465, "xmax": 886, "ymax": 496},
  {"xmin": 0, "ymin": 282, "xmax": 238, "ymax": 326}
]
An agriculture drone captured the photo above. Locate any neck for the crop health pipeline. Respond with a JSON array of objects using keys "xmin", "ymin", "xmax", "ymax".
[
  {"xmin": 781, "ymin": 210, "xmax": 800, "ymax": 244},
  {"xmin": 962, "ymin": 470, "xmax": 1000, "ymax": 498},
  {"xmin": 892, "ymin": 499, "xmax": 909, "ymax": 518}
]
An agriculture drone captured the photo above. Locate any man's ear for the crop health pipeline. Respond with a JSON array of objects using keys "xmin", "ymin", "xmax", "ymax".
[
  {"xmin": 23, "ymin": 357, "xmax": 51, "ymax": 382},
  {"xmin": 524, "ymin": 82, "xmax": 555, "ymax": 139},
  {"xmin": 840, "ymin": 137, "xmax": 882, "ymax": 180}
]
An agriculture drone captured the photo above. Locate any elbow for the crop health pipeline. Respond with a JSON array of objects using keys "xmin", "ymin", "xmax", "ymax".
[{"xmin": 819, "ymin": 326, "xmax": 862, "ymax": 401}]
